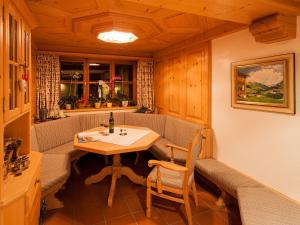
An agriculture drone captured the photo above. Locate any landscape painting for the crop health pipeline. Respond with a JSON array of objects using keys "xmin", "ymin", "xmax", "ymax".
[{"xmin": 231, "ymin": 54, "xmax": 295, "ymax": 114}]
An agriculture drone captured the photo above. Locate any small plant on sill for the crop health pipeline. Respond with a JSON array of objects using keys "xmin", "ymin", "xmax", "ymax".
[{"xmin": 58, "ymin": 96, "xmax": 79, "ymax": 110}]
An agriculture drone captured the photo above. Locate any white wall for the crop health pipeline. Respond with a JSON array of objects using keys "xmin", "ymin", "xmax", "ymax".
[{"xmin": 212, "ymin": 17, "xmax": 300, "ymax": 202}]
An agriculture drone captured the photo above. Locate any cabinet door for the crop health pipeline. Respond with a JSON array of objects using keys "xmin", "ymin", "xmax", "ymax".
[
  {"xmin": 21, "ymin": 21, "xmax": 31, "ymax": 111},
  {"xmin": 3, "ymin": 2, "xmax": 22, "ymax": 122}
]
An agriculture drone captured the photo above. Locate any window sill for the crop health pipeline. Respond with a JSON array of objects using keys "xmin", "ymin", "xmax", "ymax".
[{"xmin": 63, "ymin": 106, "xmax": 138, "ymax": 113}]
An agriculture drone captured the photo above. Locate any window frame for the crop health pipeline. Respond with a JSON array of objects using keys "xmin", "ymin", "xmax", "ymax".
[{"xmin": 60, "ymin": 58, "xmax": 137, "ymax": 108}]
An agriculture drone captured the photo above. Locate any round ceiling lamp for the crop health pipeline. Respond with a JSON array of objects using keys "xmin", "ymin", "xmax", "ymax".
[{"xmin": 97, "ymin": 30, "xmax": 138, "ymax": 44}]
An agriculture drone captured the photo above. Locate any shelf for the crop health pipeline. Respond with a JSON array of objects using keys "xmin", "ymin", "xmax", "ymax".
[
  {"xmin": 63, "ymin": 106, "xmax": 138, "ymax": 113},
  {"xmin": 0, "ymin": 151, "xmax": 42, "ymax": 207}
]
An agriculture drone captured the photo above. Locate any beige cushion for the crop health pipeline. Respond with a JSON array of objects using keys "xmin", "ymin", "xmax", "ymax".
[
  {"xmin": 164, "ymin": 116, "xmax": 203, "ymax": 147},
  {"xmin": 41, "ymin": 154, "xmax": 70, "ymax": 193},
  {"xmin": 79, "ymin": 112, "xmax": 125, "ymax": 131},
  {"xmin": 44, "ymin": 141, "xmax": 86, "ymax": 161},
  {"xmin": 34, "ymin": 116, "xmax": 81, "ymax": 152},
  {"xmin": 195, "ymin": 159, "xmax": 261, "ymax": 197},
  {"xmin": 124, "ymin": 113, "xmax": 166, "ymax": 136},
  {"xmin": 237, "ymin": 187, "xmax": 300, "ymax": 225},
  {"xmin": 149, "ymin": 166, "xmax": 194, "ymax": 188},
  {"xmin": 151, "ymin": 138, "xmax": 187, "ymax": 162}
]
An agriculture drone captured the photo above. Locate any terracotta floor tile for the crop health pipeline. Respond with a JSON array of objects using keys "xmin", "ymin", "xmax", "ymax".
[
  {"xmin": 73, "ymin": 205, "xmax": 105, "ymax": 225},
  {"xmin": 102, "ymin": 197, "xmax": 131, "ymax": 221},
  {"xmin": 44, "ymin": 207, "xmax": 74, "ymax": 225},
  {"xmin": 125, "ymin": 192, "xmax": 146, "ymax": 212},
  {"xmin": 44, "ymin": 154, "xmax": 242, "ymax": 225},
  {"xmin": 193, "ymin": 210, "xmax": 228, "ymax": 225},
  {"xmin": 133, "ymin": 210, "xmax": 167, "ymax": 225},
  {"xmin": 106, "ymin": 214, "xmax": 136, "ymax": 225}
]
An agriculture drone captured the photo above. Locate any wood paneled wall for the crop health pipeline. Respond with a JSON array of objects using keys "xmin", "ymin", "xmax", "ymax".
[
  {"xmin": 154, "ymin": 41, "xmax": 212, "ymax": 158},
  {"xmin": 154, "ymin": 42, "xmax": 211, "ymax": 127}
]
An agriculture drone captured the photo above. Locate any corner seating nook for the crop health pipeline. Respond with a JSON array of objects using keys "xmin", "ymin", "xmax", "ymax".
[{"xmin": 31, "ymin": 112, "xmax": 300, "ymax": 225}]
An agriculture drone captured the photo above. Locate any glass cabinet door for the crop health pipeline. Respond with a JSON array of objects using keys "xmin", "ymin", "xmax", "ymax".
[
  {"xmin": 22, "ymin": 22, "xmax": 31, "ymax": 110},
  {"xmin": 4, "ymin": 5, "xmax": 21, "ymax": 122}
]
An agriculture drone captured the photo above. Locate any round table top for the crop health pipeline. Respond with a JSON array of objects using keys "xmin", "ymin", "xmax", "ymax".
[{"xmin": 73, "ymin": 125, "xmax": 160, "ymax": 155}]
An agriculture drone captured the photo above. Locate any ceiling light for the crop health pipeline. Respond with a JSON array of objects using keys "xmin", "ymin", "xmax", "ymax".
[
  {"xmin": 97, "ymin": 30, "xmax": 138, "ymax": 44},
  {"xmin": 89, "ymin": 63, "xmax": 100, "ymax": 66}
]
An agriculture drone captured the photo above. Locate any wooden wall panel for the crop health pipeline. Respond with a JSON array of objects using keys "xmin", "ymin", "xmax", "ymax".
[
  {"xmin": 154, "ymin": 42, "xmax": 212, "ymax": 158},
  {"xmin": 154, "ymin": 42, "xmax": 211, "ymax": 127}
]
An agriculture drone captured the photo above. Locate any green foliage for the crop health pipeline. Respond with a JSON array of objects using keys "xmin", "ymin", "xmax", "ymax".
[{"xmin": 58, "ymin": 96, "xmax": 79, "ymax": 109}]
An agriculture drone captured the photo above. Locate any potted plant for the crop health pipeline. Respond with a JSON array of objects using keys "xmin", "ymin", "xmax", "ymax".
[
  {"xmin": 89, "ymin": 96, "xmax": 101, "ymax": 108},
  {"xmin": 58, "ymin": 96, "xmax": 79, "ymax": 110},
  {"xmin": 106, "ymin": 96, "xmax": 113, "ymax": 108},
  {"xmin": 116, "ymin": 92, "xmax": 129, "ymax": 107}
]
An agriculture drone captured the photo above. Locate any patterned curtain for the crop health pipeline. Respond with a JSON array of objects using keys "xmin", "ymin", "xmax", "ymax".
[
  {"xmin": 36, "ymin": 53, "xmax": 60, "ymax": 117},
  {"xmin": 137, "ymin": 61, "xmax": 154, "ymax": 110}
]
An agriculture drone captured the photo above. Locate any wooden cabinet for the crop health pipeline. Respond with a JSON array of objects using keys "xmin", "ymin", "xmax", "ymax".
[
  {"xmin": 3, "ymin": 0, "xmax": 32, "ymax": 124},
  {"xmin": 0, "ymin": 1, "xmax": 40, "ymax": 225},
  {"xmin": 154, "ymin": 42, "xmax": 211, "ymax": 127}
]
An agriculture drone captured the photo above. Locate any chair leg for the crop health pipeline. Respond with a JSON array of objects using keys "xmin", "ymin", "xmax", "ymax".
[
  {"xmin": 146, "ymin": 179, "xmax": 152, "ymax": 218},
  {"xmin": 183, "ymin": 189, "xmax": 193, "ymax": 225},
  {"xmin": 192, "ymin": 179, "xmax": 199, "ymax": 207},
  {"xmin": 134, "ymin": 152, "xmax": 140, "ymax": 165},
  {"xmin": 72, "ymin": 159, "xmax": 81, "ymax": 175},
  {"xmin": 105, "ymin": 156, "xmax": 109, "ymax": 165}
]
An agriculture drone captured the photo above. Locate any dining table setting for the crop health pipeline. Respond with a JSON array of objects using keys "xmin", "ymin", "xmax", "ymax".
[{"xmin": 73, "ymin": 124, "xmax": 160, "ymax": 206}]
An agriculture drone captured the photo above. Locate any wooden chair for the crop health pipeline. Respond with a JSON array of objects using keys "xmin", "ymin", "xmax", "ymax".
[{"xmin": 146, "ymin": 129, "xmax": 203, "ymax": 225}]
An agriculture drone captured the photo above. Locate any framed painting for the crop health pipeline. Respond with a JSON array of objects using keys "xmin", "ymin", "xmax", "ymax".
[{"xmin": 231, "ymin": 53, "xmax": 295, "ymax": 114}]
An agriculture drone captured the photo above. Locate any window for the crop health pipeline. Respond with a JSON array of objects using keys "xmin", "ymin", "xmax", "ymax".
[{"xmin": 60, "ymin": 60, "xmax": 136, "ymax": 108}]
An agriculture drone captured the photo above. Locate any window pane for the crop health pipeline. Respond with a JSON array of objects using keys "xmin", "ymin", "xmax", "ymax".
[
  {"xmin": 60, "ymin": 62, "xmax": 84, "ymax": 82},
  {"xmin": 89, "ymin": 64, "xmax": 110, "ymax": 81},
  {"xmin": 114, "ymin": 83, "xmax": 133, "ymax": 99},
  {"xmin": 60, "ymin": 83, "xmax": 83, "ymax": 99},
  {"xmin": 115, "ymin": 64, "xmax": 133, "ymax": 81},
  {"xmin": 9, "ymin": 65, "xmax": 13, "ymax": 109},
  {"xmin": 89, "ymin": 83, "xmax": 110, "ymax": 99}
]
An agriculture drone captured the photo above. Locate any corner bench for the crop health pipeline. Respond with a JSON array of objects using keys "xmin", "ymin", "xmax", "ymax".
[{"xmin": 194, "ymin": 159, "xmax": 300, "ymax": 225}]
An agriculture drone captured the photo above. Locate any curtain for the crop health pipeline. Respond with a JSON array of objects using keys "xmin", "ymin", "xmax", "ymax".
[
  {"xmin": 137, "ymin": 61, "xmax": 154, "ymax": 110},
  {"xmin": 36, "ymin": 53, "xmax": 60, "ymax": 117}
]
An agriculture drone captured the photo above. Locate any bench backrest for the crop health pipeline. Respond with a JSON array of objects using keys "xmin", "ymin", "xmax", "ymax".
[
  {"xmin": 124, "ymin": 113, "xmax": 166, "ymax": 136},
  {"xmin": 33, "ymin": 116, "xmax": 81, "ymax": 152},
  {"xmin": 164, "ymin": 116, "xmax": 204, "ymax": 148}
]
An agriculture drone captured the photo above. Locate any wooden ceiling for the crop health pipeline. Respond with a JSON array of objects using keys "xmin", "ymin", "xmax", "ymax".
[{"xmin": 26, "ymin": 0, "xmax": 300, "ymax": 57}]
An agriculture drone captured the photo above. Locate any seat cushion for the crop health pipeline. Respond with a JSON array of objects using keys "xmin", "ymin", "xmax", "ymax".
[
  {"xmin": 44, "ymin": 142, "xmax": 86, "ymax": 161},
  {"xmin": 237, "ymin": 187, "xmax": 300, "ymax": 225},
  {"xmin": 41, "ymin": 154, "xmax": 70, "ymax": 193},
  {"xmin": 124, "ymin": 113, "xmax": 166, "ymax": 136},
  {"xmin": 34, "ymin": 116, "xmax": 81, "ymax": 152},
  {"xmin": 195, "ymin": 159, "xmax": 261, "ymax": 197},
  {"xmin": 149, "ymin": 166, "xmax": 193, "ymax": 189},
  {"xmin": 79, "ymin": 112, "xmax": 125, "ymax": 131},
  {"xmin": 164, "ymin": 116, "xmax": 203, "ymax": 148},
  {"xmin": 151, "ymin": 138, "xmax": 187, "ymax": 162}
]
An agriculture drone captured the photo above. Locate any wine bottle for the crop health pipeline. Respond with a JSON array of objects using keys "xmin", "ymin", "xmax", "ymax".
[{"xmin": 109, "ymin": 112, "xmax": 114, "ymax": 133}]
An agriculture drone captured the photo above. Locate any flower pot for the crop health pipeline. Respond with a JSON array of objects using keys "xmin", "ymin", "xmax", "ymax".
[
  {"xmin": 65, "ymin": 104, "xmax": 72, "ymax": 110},
  {"xmin": 122, "ymin": 100, "xmax": 128, "ymax": 107},
  {"xmin": 94, "ymin": 102, "xmax": 101, "ymax": 109},
  {"xmin": 107, "ymin": 102, "xmax": 112, "ymax": 108}
]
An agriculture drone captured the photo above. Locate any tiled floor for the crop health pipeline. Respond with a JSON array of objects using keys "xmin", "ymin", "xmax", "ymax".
[{"xmin": 44, "ymin": 153, "xmax": 242, "ymax": 225}]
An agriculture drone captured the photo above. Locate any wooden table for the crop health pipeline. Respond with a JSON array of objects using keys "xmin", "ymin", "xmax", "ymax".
[{"xmin": 73, "ymin": 125, "xmax": 160, "ymax": 206}]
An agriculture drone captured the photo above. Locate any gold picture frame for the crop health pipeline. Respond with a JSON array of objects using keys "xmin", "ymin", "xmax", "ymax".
[{"xmin": 231, "ymin": 53, "xmax": 295, "ymax": 114}]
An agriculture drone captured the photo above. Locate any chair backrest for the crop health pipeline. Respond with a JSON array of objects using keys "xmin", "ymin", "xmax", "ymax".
[{"xmin": 185, "ymin": 129, "xmax": 203, "ymax": 176}]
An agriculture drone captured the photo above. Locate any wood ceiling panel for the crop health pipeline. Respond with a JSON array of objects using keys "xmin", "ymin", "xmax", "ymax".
[
  {"xmin": 27, "ymin": 0, "xmax": 232, "ymax": 56},
  {"xmin": 126, "ymin": 0, "xmax": 300, "ymax": 24}
]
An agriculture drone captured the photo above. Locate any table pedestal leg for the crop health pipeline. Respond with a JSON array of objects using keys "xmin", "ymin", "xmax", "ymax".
[{"xmin": 84, "ymin": 153, "xmax": 146, "ymax": 206}]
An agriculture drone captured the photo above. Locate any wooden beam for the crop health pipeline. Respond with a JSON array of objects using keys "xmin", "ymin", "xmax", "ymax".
[
  {"xmin": 249, "ymin": 14, "xmax": 297, "ymax": 43},
  {"xmin": 36, "ymin": 50, "xmax": 153, "ymax": 61},
  {"xmin": 126, "ymin": 0, "xmax": 300, "ymax": 24}
]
